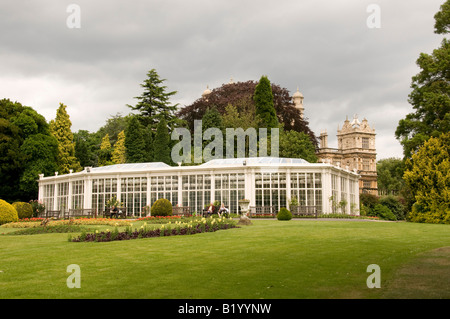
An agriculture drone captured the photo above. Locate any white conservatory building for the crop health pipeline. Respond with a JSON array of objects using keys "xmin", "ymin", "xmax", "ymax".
[{"xmin": 38, "ymin": 157, "xmax": 360, "ymax": 217}]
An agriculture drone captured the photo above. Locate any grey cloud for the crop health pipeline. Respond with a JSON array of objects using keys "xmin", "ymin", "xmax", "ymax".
[{"xmin": 0, "ymin": 0, "xmax": 445, "ymax": 160}]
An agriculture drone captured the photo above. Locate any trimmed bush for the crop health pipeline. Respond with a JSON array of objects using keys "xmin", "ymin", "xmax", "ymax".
[
  {"xmin": 0, "ymin": 199, "xmax": 19, "ymax": 225},
  {"xmin": 372, "ymin": 204, "xmax": 397, "ymax": 221},
  {"xmin": 151, "ymin": 198, "xmax": 173, "ymax": 217},
  {"xmin": 277, "ymin": 207, "xmax": 292, "ymax": 221},
  {"xmin": 12, "ymin": 202, "xmax": 34, "ymax": 219}
]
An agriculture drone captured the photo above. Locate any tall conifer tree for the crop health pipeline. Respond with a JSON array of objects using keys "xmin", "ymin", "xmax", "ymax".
[
  {"xmin": 112, "ymin": 130, "xmax": 126, "ymax": 164},
  {"xmin": 152, "ymin": 118, "xmax": 172, "ymax": 165},
  {"xmin": 98, "ymin": 134, "xmax": 112, "ymax": 166},
  {"xmin": 128, "ymin": 69, "xmax": 182, "ymax": 129},
  {"xmin": 253, "ymin": 76, "xmax": 279, "ymax": 130},
  {"xmin": 49, "ymin": 103, "xmax": 82, "ymax": 174},
  {"xmin": 124, "ymin": 116, "xmax": 146, "ymax": 163}
]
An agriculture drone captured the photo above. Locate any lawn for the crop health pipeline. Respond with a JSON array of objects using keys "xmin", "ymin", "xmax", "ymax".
[{"xmin": 0, "ymin": 219, "xmax": 449, "ymax": 299}]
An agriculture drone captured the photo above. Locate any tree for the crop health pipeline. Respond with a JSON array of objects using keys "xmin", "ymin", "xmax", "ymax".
[
  {"xmin": 152, "ymin": 118, "xmax": 172, "ymax": 165},
  {"xmin": 403, "ymin": 132, "xmax": 450, "ymax": 224},
  {"xmin": 254, "ymin": 75, "xmax": 279, "ymax": 130},
  {"xmin": 112, "ymin": 130, "xmax": 126, "ymax": 164},
  {"xmin": 96, "ymin": 113, "xmax": 128, "ymax": 146},
  {"xmin": 98, "ymin": 134, "xmax": 113, "ymax": 166},
  {"xmin": 395, "ymin": 1, "xmax": 450, "ymax": 159},
  {"xmin": 376, "ymin": 158, "xmax": 405, "ymax": 195},
  {"xmin": 20, "ymin": 134, "xmax": 58, "ymax": 199},
  {"xmin": 434, "ymin": 0, "xmax": 450, "ymax": 34},
  {"xmin": 49, "ymin": 103, "xmax": 82, "ymax": 174},
  {"xmin": 124, "ymin": 116, "xmax": 146, "ymax": 163},
  {"xmin": 128, "ymin": 69, "xmax": 182, "ymax": 129},
  {"xmin": 0, "ymin": 99, "xmax": 58, "ymax": 202},
  {"xmin": 279, "ymin": 130, "xmax": 318, "ymax": 163},
  {"xmin": 177, "ymin": 80, "xmax": 318, "ymax": 147},
  {"xmin": 74, "ymin": 130, "xmax": 97, "ymax": 168},
  {"xmin": 222, "ymin": 103, "xmax": 257, "ymax": 130}
]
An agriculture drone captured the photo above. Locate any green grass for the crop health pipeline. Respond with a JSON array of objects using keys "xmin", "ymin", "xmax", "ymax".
[{"xmin": 0, "ymin": 219, "xmax": 449, "ymax": 299}]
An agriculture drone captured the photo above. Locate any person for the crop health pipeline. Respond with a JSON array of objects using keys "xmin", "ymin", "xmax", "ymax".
[
  {"xmin": 111, "ymin": 205, "xmax": 118, "ymax": 218},
  {"xmin": 206, "ymin": 203, "xmax": 214, "ymax": 217},
  {"xmin": 218, "ymin": 203, "xmax": 229, "ymax": 217}
]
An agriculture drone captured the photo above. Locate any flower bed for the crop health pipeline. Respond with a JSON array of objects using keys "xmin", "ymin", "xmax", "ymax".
[
  {"xmin": 1, "ymin": 218, "xmax": 131, "ymax": 228},
  {"xmin": 70, "ymin": 217, "xmax": 238, "ymax": 242},
  {"xmin": 136, "ymin": 215, "xmax": 187, "ymax": 223},
  {"xmin": 6, "ymin": 225, "xmax": 91, "ymax": 235}
]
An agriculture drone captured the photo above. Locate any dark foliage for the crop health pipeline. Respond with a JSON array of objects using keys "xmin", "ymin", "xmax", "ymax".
[{"xmin": 176, "ymin": 80, "xmax": 318, "ymax": 147}]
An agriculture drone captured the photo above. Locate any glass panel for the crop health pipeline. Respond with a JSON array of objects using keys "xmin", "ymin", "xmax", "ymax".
[
  {"xmin": 197, "ymin": 175, "xmax": 203, "ymax": 190},
  {"xmin": 255, "ymin": 173, "xmax": 262, "ymax": 188},
  {"xmin": 271, "ymin": 173, "xmax": 278, "ymax": 188},
  {"xmin": 280, "ymin": 189, "xmax": 286, "ymax": 209},
  {"xmin": 315, "ymin": 173, "xmax": 322, "ymax": 188},
  {"xmin": 215, "ymin": 174, "xmax": 221, "ymax": 189},
  {"xmin": 223, "ymin": 174, "xmax": 229, "ymax": 189},
  {"xmin": 307, "ymin": 173, "xmax": 313, "ymax": 189},
  {"xmin": 256, "ymin": 189, "xmax": 262, "ymax": 206},
  {"xmin": 299, "ymin": 174, "xmax": 306, "ymax": 188},
  {"xmin": 291, "ymin": 173, "xmax": 298, "ymax": 188}
]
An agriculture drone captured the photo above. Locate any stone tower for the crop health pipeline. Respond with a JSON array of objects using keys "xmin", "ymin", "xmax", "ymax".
[
  {"xmin": 292, "ymin": 88, "xmax": 305, "ymax": 119},
  {"xmin": 316, "ymin": 114, "xmax": 378, "ymax": 195}
]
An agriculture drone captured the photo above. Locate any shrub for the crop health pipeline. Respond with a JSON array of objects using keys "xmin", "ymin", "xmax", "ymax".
[
  {"xmin": 359, "ymin": 204, "xmax": 369, "ymax": 216},
  {"xmin": 0, "ymin": 199, "xmax": 19, "ymax": 225},
  {"xmin": 372, "ymin": 204, "xmax": 397, "ymax": 221},
  {"xmin": 151, "ymin": 198, "xmax": 173, "ymax": 217},
  {"xmin": 29, "ymin": 200, "xmax": 45, "ymax": 217},
  {"xmin": 379, "ymin": 195, "xmax": 406, "ymax": 220},
  {"xmin": 360, "ymin": 193, "xmax": 379, "ymax": 210},
  {"xmin": 277, "ymin": 207, "xmax": 292, "ymax": 221},
  {"xmin": 12, "ymin": 202, "xmax": 33, "ymax": 219}
]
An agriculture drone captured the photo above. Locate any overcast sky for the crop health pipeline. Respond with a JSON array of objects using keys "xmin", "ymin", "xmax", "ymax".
[{"xmin": 0, "ymin": 0, "xmax": 445, "ymax": 160}]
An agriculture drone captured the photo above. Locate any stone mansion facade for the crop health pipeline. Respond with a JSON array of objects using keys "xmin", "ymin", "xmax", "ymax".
[{"xmin": 315, "ymin": 115, "xmax": 378, "ymax": 195}]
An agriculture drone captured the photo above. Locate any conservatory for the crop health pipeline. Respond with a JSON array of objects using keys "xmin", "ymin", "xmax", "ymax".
[{"xmin": 37, "ymin": 157, "xmax": 360, "ymax": 217}]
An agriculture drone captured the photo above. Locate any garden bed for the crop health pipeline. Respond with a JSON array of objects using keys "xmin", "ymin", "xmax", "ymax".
[{"xmin": 70, "ymin": 217, "xmax": 238, "ymax": 242}]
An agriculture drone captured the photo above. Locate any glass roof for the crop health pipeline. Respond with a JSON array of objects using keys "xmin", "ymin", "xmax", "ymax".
[
  {"xmin": 199, "ymin": 157, "xmax": 309, "ymax": 167},
  {"xmin": 89, "ymin": 162, "xmax": 171, "ymax": 173}
]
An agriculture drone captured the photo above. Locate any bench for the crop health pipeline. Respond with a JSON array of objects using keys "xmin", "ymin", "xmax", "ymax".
[
  {"xmin": 249, "ymin": 206, "xmax": 277, "ymax": 218},
  {"xmin": 103, "ymin": 207, "xmax": 128, "ymax": 219},
  {"xmin": 67, "ymin": 209, "xmax": 97, "ymax": 219},
  {"xmin": 202, "ymin": 205, "xmax": 229, "ymax": 217},
  {"xmin": 172, "ymin": 206, "xmax": 191, "ymax": 217},
  {"xmin": 37, "ymin": 210, "xmax": 62, "ymax": 219},
  {"xmin": 290, "ymin": 205, "xmax": 320, "ymax": 218}
]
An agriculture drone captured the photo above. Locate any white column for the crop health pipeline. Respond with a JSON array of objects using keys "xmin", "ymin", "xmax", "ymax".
[
  {"xmin": 286, "ymin": 168, "xmax": 291, "ymax": 210},
  {"xmin": 322, "ymin": 169, "xmax": 332, "ymax": 214},
  {"xmin": 346, "ymin": 175, "xmax": 351, "ymax": 215},
  {"xmin": 210, "ymin": 170, "xmax": 215, "ymax": 203},
  {"xmin": 146, "ymin": 173, "xmax": 151, "ymax": 206},
  {"xmin": 68, "ymin": 178, "xmax": 73, "ymax": 211},
  {"xmin": 53, "ymin": 182, "xmax": 58, "ymax": 211},
  {"xmin": 178, "ymin": 171, "xmax": 182, "ymax": 206},
  {"xmin": 84, "ymin": 177, "xmax": 92, "ymax": 209},
  {"xmin": 38, "ymin": 175, "xmax": 44, "ymax": 202},
  {"xmin": 117, "ymin": 175, "xmax": 122, "ymax": 205},
  {"xmin": 247, "ymin": 168, "xmax": 255, "ymax": 206}
]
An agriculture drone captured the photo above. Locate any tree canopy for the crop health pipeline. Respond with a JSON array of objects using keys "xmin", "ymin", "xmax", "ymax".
[
  {"xmin": 253, "ymin": 75, "xmax": 279, "ymax": 130},
  {"xmin": 49, "ymin": 103, "xmax": 82, "ymax": 174},
  {"xmin": 128, "ymin": 69, "xmax": 183, "ymax": 130},
  {"xmin": 0, "ymin": 99, "xmax": 58, "ymax": 202},
  {"xmin": 404, "ymin": 132, "xmax": 450, "ymax": 224},
  {"xmin": 124, "ymin": 116, "xmax": 146, "ymax": 163},
  {"xmin": 395, "ymin": 0, "xmax": 450, "ymax": 159},
  {"xmin": 177, "ymin": 80, "xmax": 318, "ymax": 147}
]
